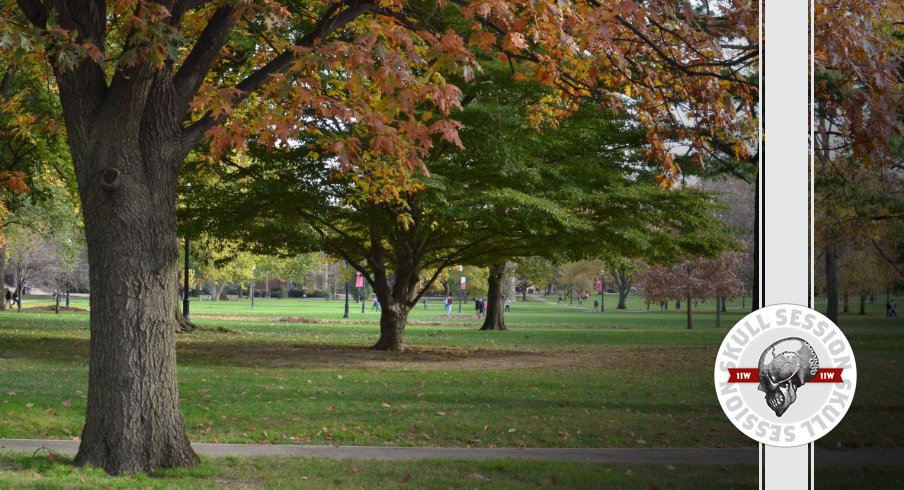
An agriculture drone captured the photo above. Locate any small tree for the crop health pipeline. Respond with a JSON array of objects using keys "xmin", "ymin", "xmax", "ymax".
[{"xmin": 638, "ymin": 252, "xmax": 745, "ymax": 329}]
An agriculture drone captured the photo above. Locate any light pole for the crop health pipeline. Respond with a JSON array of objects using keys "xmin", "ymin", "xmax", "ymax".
[
  {"xmin": 183, "ymin": 236, "xmax": 191, "ymax": 322},
  {"xmin": 251, "ymin": 264, "xmax": 256, "ymax": 309},
  {"xmin": 343, "ymin": 262, "xmax": 350, "ymax": 319},
  {"xmin": 457, "ymin": 265, "xmax": 464, "ymax": 314},
  {"xmin": 182, "ymin": 182, "xmax": 191, "ymax": 322}
]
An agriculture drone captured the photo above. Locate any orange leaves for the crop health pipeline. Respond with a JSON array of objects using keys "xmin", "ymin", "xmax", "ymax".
[
  {"xmin": 503, "ymin": 32, "xmax": 529, "ymax": 52},
  {"xmin": 0, "ymin": 171, "xmax": 29, "ymax": 194}
]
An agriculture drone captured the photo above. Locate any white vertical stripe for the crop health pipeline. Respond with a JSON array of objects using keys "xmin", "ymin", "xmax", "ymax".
[{"xmin": 762, "ymin": 0, "xmax": 811, "ymax": 488}]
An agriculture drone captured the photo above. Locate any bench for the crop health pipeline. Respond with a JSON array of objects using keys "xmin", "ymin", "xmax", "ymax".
[
  {"xmin": 225, "ymin": 294, "xmax": 240, "ymax": 301},
  {"xmin": 199, "ymin": 294, "xmax": 212, "ymax": 301}
]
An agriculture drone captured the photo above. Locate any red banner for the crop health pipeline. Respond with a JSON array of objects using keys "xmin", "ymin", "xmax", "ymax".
[
  {"xmin": 596, "ymin": 280, "xmax": 603, "ymax": 292},
  {"xmin": 727, "ymin": 368, "xmax": 844, "ymax": 383},
  {"xmin": 355, "ymin": 273, "xmax": 364, "ymax": 288}
]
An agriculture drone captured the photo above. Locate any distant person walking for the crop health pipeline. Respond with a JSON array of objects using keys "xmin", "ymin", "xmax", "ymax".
[
  {"xmin": 593, "ymin": 299, "xmax": 599, "ymax": 312},
  {"xmin": 445, "ymin": 296, "xmax": 454, "ymax": 315},
  {"xmin": 371, "ymin": 295, "xmax": 381, "ymax": 312},
  {"xmin": 475, "ymin": 298, "xmax": 482, "ymax": 319},
  {"xmin": 3, "ymin": 288, "xmax": 10, "ymax": 308},
  {"xmin": 423, "ymin": 297, "xmax": 428, "ymax": 310},
  {"xmin": 504, "ymin": 299, "xmax": 512, "ymax": 312},
  {"xmin": 889, "ymin": 300, "xmax": 897, "ymax": 318}
]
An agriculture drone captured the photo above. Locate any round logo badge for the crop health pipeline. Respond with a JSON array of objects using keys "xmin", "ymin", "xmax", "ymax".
[{"xmin": 713, "ymin": 304, "xmax": 857, "ymax": 447}]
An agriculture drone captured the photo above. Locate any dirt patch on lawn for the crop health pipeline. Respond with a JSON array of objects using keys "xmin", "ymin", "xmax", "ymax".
[
  {"xmin": 178, "ymin": 342, "xmax": 710, "ymax": 372},
  {"xmin": 193, "ymin": 314, "xmax": 474, "ymax": 326},
  {"xmin": 22, "ymin": 306, "xmax": 88, "ymax": 313}
]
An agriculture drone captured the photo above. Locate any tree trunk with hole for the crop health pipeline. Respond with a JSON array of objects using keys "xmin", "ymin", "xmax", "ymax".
[
  {"xmin": 825, "ymin": 245, "xmax": 839, "ymax": 323},
  {"xmin": 53, "ymin": 71, "xmax": 199, "ymax": 473},
  {"xmin": 481, "ymin": 263, "xmax": 507, "ymax": 331}
]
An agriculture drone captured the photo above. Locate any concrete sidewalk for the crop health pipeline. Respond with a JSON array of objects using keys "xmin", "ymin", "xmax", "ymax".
[{"xmin": 1, "ymin": 440, "xmax": 901, "ymax": 466}]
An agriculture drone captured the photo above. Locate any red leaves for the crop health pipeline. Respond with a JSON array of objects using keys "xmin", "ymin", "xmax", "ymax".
[{"xmin": 429, "ymin": 119, "xmax": 464, "ymax": 149}]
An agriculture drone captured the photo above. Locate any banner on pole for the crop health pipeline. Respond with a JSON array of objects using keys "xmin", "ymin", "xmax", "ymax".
[{"xmin": 355, "ymin": 273, "xmax": 364, "ymax": 288}]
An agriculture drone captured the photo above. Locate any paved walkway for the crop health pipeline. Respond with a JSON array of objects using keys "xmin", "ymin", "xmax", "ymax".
[{"xmin": 1, "ymin": 440, "xmax": 901, "ymax": 466}]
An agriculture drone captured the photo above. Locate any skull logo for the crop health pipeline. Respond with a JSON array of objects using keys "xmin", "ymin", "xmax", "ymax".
[{"xmin": 757, "ymin": 338, "xmax": 819, "ymax": 417}]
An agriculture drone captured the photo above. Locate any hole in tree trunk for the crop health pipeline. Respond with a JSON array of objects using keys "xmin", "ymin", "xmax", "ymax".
[{"xmin": 100, "ymin": 167, "xmax": 122, "ymax": 190}]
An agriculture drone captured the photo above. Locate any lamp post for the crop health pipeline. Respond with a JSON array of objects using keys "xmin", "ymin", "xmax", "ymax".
[
  {"xmin": 343, "ymin": 263, "xmax": 350, "ymax": 319},
  {"xmin": 183, "ymin": 236, "xmax": 191, "ymax": 322},
  {"xmin": 251, "ymin": 264, "xmax": 256, "ymax": 309},
  {"xmin": 457, "ymin": 265, "xmax": 464, "ymax": 314},
  {"xmin": 182, "ymin": 182, "xmax": 191, "ymax": 322}
]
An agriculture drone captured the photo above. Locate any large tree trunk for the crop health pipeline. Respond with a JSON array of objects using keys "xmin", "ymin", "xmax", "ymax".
[
  {"xmin": 374, "ymin": 300, "xmax": 409, "ymax": 350},
  {"xmin": 521, "ymin": 278, "xmax": 528, "ymax": 301},
  {"xmin": 842, "ymin": 289, "xmax": 849, "ymax": 313},
  {"xmin": 481, "ymin": 263, "xmax": 507, "ymax": 331},
  {"xmin": 73, "ymin": 145, "xmax": 198, "ymax": 473},
  {"xmin": 858, "ymin": 294, "xmax": 866, "ymax": 315},
  {"xmin": 825, "ymin": 244, "xmax": 839, "ymax": 323},
  {"xmin": 55, "ymin": 65, "xmax": 199, "ymax": 472}
]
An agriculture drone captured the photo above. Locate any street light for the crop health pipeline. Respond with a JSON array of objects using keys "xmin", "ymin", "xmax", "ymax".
[
  {"xmin": 251, "ymin": 264, "xmax": 256, "ymax": 309},
  {"xmin": 182, "ymin": 183, "xmax": 191, "ymax": 322},
  {"xmin": 343, "ymin": 262, "xmax": 350, "ymax": 319},
  {"xmin": 183, "ymin": 236, "xmax": 191, "ymax": 322},
  {"xmin": 457, "ymin": 265, "xmax": 464, "ymax": 314}
]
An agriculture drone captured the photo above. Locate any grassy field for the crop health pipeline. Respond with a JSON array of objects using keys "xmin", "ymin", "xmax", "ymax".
[
  {"xmin": 1, "ymin": 295, "xmax": 901, "ymax": 487},
  {"xmin": 1, "ymin": 452, "xmax": 902, "ymax": 489}
]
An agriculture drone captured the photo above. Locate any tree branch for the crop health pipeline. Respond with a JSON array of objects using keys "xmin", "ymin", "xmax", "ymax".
[
  {"xmin": 181, "ymin": 0, "xmax": 377, "ymax": 151},
  {"xmin": 173, "ymin": 6, "xmax": 238, "ymax": 111}
]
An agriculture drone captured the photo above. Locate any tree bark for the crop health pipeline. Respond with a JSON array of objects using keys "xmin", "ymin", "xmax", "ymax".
[
  {"xmin": 842, "ymin": 289, "xmax": 849, "ymax": 313},
  {"xmin": 825, "ymin": 244, "xmax": 839, "ymax": 323},
  {"xmin": 721, "ymin": 297, "xmax": 726, "ymax": 312},
  {"xmin": 72, "ymin": 139, "xmax": 199, "ymax": 473},
  {"xmin": 858, "ymin": 294, "xmax": 866, "ymax": 315},
  {"xmin": 481, "ymin": 263, "xmax": 507, "ymax": 331},
  {"xmin": 374, "ymin": 300, "xmax": 409, "ymax": 350}
]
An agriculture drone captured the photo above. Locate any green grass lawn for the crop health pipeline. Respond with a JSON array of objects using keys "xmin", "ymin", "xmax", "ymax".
[
  {"xmin": 1, "ymin": 295, "xmax": 902, "ymax": 486},
  {"xmin": 1, "ymin": 453, "xmax": 901, "ymax": 489}
]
